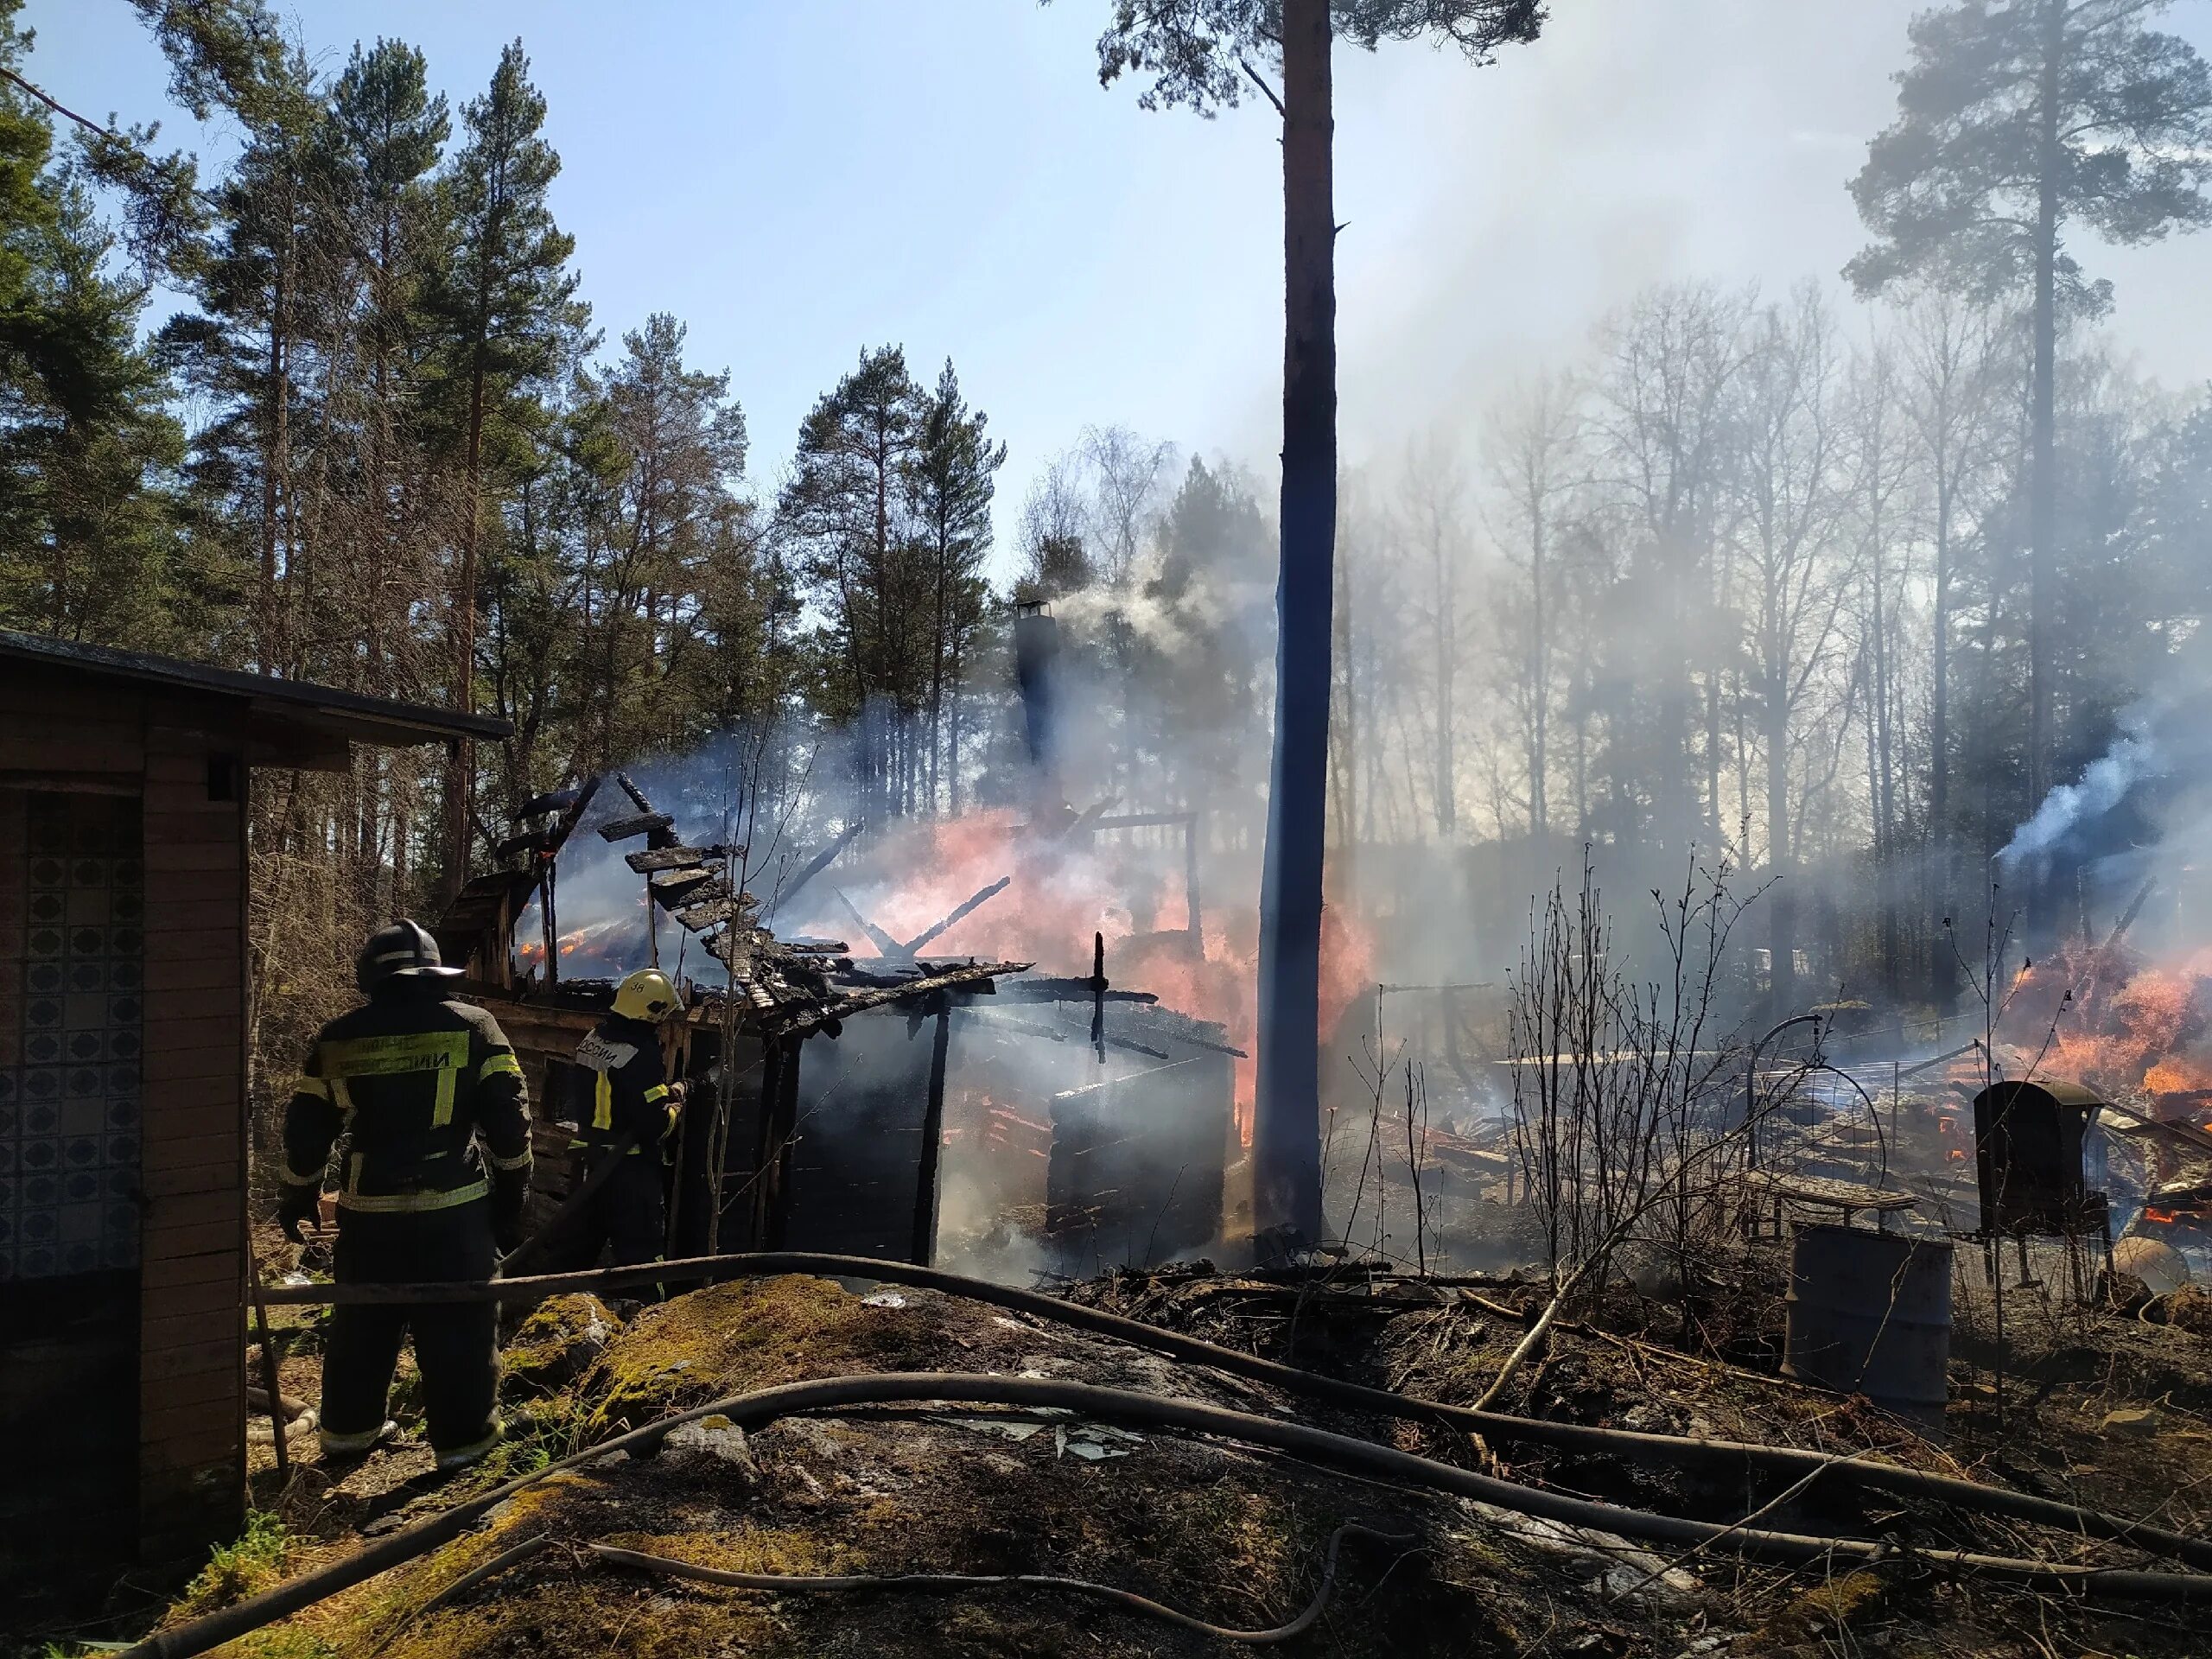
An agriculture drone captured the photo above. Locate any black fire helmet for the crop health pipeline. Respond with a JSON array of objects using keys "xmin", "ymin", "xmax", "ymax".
[{"xmin": 355, "ymin": 918, "xmax": 462, "ymax": 995}]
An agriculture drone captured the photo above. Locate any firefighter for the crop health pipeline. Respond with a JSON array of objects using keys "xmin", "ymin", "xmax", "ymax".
[
  {"xmin": 550, "ymin": 967, "xmax": 689, "ymax": 1274},
  {"xmin": 276, "ymin": 919, "xmax": 531, "ymax": 1471}
]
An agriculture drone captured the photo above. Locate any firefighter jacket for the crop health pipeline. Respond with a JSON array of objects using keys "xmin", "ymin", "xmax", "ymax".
[
  {"xmin": 282, "ymin": 980, "xmax": 532, "ymax": 1215},
  {"xmin": 568, "ymin": 1013, "xmax": 679, "ymax": 1158}
]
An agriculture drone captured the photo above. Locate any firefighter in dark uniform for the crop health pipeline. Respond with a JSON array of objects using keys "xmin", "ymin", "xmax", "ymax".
[
  {"xmin": 276, "ymin": 920, "xmax": 532, "ymax": 1471},
  {"xmin": 550, "ymin": 967, "xmax": 688, "ymax": 1273}
]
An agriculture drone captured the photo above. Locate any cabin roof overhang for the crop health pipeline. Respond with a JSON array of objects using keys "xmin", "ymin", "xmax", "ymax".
[{"xmin": 0, "ymin": 629, "xmax": 512, "ymax": 766}]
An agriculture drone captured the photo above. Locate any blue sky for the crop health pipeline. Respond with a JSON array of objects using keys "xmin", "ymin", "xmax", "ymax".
[{"xmin": 25, "ymin": 2, "xmax": 2212, "ymax": 579}]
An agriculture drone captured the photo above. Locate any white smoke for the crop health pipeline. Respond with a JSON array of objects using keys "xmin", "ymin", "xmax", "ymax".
[{"xmin": 1998, "ymin": 712, "xmax": 2160, "ymax": 868}]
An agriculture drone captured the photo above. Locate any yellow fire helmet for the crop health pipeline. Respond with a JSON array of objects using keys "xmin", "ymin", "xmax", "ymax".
[{"xmin": 612, "ymin": 967, "xmax": 686, "ymax": 1024}]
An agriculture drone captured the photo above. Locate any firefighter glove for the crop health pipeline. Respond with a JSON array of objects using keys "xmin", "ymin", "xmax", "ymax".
[
  {"xmin": 276, "ymin": 1181, "xmax": 320, "ymax": 1244},
  {"xmin": 492, "ymin": 1167, "xmax": 530, "ymax": 1255}
]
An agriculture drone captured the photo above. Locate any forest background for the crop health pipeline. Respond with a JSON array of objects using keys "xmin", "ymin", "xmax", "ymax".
[{"xmin": 7, "ymin": 0, "xmax": 2212, "ymax": 1104}]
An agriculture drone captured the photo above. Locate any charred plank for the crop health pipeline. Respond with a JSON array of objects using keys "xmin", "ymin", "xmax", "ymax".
[
  {"xmin": 597, "ymin": 810, "xmax": 672, "ymax": 842},
  {"xmin": 677, "ymin": 893, "xmax": 753, "ymax": 931},
  {"xmin": 626, "ymin": 846, "xmax": 708, "ymax": 874},
  {"xmin": 648, "ymin": 868, "xmax": 719, "ymax": 903}
]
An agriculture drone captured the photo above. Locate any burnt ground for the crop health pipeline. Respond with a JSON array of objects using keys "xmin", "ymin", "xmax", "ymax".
[{"xmin": 39, "ymin": 1230, "xmax": 2212, "ymax": 1659}]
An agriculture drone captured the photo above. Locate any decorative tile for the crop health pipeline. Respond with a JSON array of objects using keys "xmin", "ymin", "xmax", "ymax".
[{"xmin": 5, "ymin": 792, "xmax": 143, "ymax": 1280}]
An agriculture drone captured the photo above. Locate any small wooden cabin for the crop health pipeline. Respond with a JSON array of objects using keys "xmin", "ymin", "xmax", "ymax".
[
  {"xmin": 429, "ymin": 778, "xmax": 1024, "ymax": 1267},
  {"xmin": 0, "ymin": 630, "xmax": 507, "ymax": 1604}
]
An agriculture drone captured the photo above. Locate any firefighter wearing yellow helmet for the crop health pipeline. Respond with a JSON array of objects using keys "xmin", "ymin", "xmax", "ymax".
[{"xmin": 547, "ymin": 967, "xmax": 689, "ymax": 1279}]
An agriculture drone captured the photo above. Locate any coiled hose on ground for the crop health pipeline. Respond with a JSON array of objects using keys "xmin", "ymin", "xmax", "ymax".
[
  {"xmin": 123, "ymin": 1371, "xmax": 2212, "ymax": 1659},
  {"xmin": 257, "ymin": 1249, "xmax": 2212, "ymax": 1573}
]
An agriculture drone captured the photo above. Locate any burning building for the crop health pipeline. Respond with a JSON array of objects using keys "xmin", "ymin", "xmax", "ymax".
[{"xmin": 431, "ymin": 758, "xmax": 1250, "ymax": 1275}]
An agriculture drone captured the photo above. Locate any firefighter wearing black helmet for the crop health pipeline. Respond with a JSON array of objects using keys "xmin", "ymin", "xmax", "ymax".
[{"xmin": 276, "ymin": 919, "xmax": 532, "ymax": 1471}]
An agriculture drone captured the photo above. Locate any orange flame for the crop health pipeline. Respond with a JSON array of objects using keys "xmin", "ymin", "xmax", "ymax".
[{"xmin": 783, "ymin": 810, "xmax": 1374, "ymax": 1146}]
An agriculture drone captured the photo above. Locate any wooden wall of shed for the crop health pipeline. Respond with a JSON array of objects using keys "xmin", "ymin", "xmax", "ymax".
[
  {"xmin": 138, "ymin": 693, "xmax": 249, "ymax": 1564},
  {"xmin": 0, "ymin": 670, "xmax": 248, "ymax": 1570}
]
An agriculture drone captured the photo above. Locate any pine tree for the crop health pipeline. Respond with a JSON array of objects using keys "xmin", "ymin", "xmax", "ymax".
[
  {"xmin": 0, "ymin": 0, "xmax": 192, "ymax": 645},
  {"xmin": 428, "ymin": 39, "xmax": 588, "ymax": 889},
  {"xmin": 777, "ymin": 346, "xmax": 925, "ymax": 817},
  {"xmin": 1847, "ymin": 0, "xmax": 2212, "ymax": 934},
  {"xmin": 1072, "ymin": 0, "xmax": 1545, "ymax": 1240},
  {"xmin": 906, "ymin": 359, "xmax": 1004, "ymax": 814}
]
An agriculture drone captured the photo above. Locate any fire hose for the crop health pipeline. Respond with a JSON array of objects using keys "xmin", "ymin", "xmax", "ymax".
[
  {"xmin": 363, "ymin": 1523, "xmax": 1420, "ymax": 1655},
  {"xmin": 119, "ymin": 1371, "xmax": 2212, "ymax": 1659},
  {"xmin": 254, "ymin": 1249, "xmax": 2212, "ymax": 1573}
]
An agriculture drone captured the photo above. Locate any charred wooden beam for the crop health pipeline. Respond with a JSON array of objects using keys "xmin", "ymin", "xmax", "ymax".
[
  {"xmin": 833, "ymin": 887, "xmax": 905, "ymax": 958},
  {"xmin": 598, "ymin": 810, "xmax": 672, "ymax": 842},
  {"xmin": 626, "ymin": 845, "xmax": 708, "ymax": 874},
  {"xmin": 493, "ymin": 830, "xmax": 556, "ymax": 864},
  {"xmin": 899, "ymin": 874, "xmax": 1011, "ymax": 957},
  {"xmin": 787, "ymin": 958, "xmax": 1029, "ymax": 1030},
  {"xmin": 762, "ymin": 819, "xmax": 864, "ymax": 920},
  {"xmin": 912, "ymin": 1000, "xmax": 953, "ymax": 1265},
  {"xmin": 1000, "ymin": 977, "xmax": 1160, "ymax": 1006},
  {"xmin": 676, "ymin": 893, "xmax": 752, "ymax": 931},
  {"xmin": 519, "ymin": 785, "xmax": 584, "ymax": 819},
  {"xmin": 648, "ymin": 867, "xmax": 718, "ymax": 904},
  {"xmin": 1060, "ymin": 798, "xmax": 1117, "ymax": 841},
  {"xmin": 2102, "ymin": 875, "xmax": 2158, "ymax": 952}
]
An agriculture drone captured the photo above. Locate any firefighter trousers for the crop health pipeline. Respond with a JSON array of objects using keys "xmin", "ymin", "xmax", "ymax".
[
  {"xmin": 546, "ymin": 1149, "xmax": 666, "ymax": 1276},
  {"xmin": 321, "ymin": 1201, "xmax": 499, "ymax": 1460}
]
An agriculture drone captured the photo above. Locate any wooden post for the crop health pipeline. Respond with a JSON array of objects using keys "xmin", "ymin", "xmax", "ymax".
[
  {"xmin": 754, "ymin": 1036, "xmax": 803, "ymax": 1251},
  {"xmin": 245, "ymin": 1238, "xmax": 290, "ymax": 1489},
  {"xmin": 911, "ymin": 999, "xmax": 953, "ymax": 1266}
]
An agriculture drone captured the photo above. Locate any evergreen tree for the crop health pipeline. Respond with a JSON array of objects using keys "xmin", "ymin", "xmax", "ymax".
[
  {"xmin": 428, "ymin": 39, "xmax": 588, "ymax": 886},
  {"xmin": 0, "ymin": 0, "xmax": 192, "ymax": 645},
  {"xmin": 1075, "ymin": 0, "xmax": 1546, "ymax": 1240},
  {"xmin": 906, "ymin": 358, "xmax": 1004, "ymax": 813},
  {"xmin": 1847, "ymin": 0, "xmax": 2212, "ymax": 933},
  {"xmin": 149, "ymin": 29, "xmax": 324, "ymax": 672},
  {"xmin": 777, "ymin": 346, "xmax": 925, "ymax": 817}
]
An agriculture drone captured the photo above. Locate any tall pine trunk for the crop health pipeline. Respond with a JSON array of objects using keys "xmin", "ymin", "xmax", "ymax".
[
  {"xmin": 1253, "ymin": 0, "xmax": 1334, "ymax": 1243},
  {"xmin": 2026, "ymin": 0, "xmax": 2063, "ymax": 940},
  {"xmin": 1433, "ymin": 527, "xmax": 1454, "ymax": 838},
  {"xmin": 444, "ymin": 346, "xmax": 488, "ymax": 899},
  {"xmin": 1766, "ymin": 652, "xmax": 1796, "ymax": 1012},
  {"xmin": 1529, "ymin": 496, "xmax": 1548, "ymax": 836},
  {"xmin": 1930, "ymin": 475, "xmax": 1956, "ymax": 1008}
]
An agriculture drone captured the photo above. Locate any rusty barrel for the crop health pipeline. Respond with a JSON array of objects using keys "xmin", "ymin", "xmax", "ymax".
[{"xmin": 1783, "ymin": 1222, "xmax": 1953, "ymax": 1436}]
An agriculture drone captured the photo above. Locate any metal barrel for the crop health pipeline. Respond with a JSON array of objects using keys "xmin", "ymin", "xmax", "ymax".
[{"xmin": 1783, "ymin": 1222, "xmax": 1954, "ymax": 1437}]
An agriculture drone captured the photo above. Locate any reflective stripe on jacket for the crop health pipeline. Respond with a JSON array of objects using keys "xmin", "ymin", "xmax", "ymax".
[
  {"xmin": 567, "ymin": 1014, "xmax": 677, "ymax": 1157},
  {"xmin": 283, "ymin": 980, "xmax": 532, "ymax": 1213}
]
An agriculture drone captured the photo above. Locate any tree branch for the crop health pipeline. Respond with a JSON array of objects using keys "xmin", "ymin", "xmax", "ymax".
[
  {"xmin": 1237, "ymin": 54, "xmax": 1287, "ymax": 119},
  {"xmin": 0, "ymin": 66, "xmax": 114, "ymax": 137}
]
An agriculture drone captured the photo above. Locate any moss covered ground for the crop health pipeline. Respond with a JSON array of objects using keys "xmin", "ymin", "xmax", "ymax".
[{"xmin": 35, "ymin": 1261, "xmax": 2212, "ymax": 1659}]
